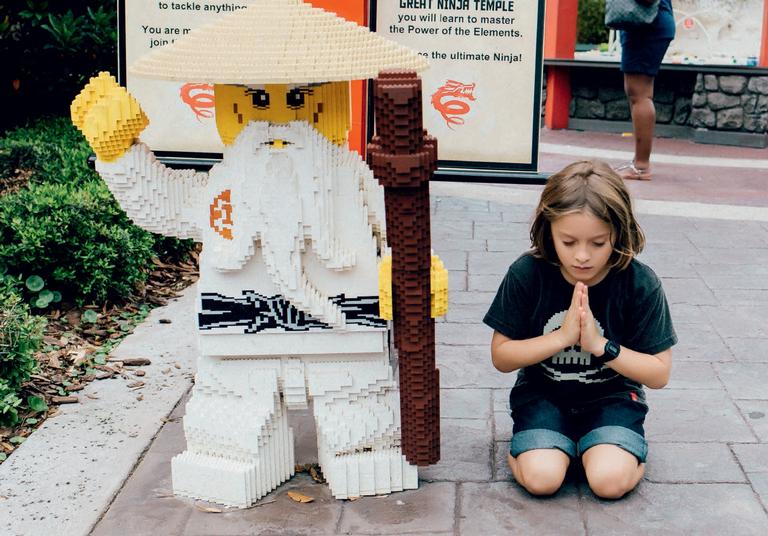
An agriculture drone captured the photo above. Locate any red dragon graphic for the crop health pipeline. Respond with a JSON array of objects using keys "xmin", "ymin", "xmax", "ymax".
[{"xmin": 431, "ymin": 80, "xmax": 476, "ymax": 129}]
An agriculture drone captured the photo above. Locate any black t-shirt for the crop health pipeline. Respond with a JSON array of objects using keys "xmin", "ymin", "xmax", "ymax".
[{"xmin": 483, "ymin": 254, "xmax": 677, "ymax": 409}]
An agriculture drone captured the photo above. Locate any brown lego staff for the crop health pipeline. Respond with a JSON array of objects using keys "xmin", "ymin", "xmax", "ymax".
[{"xmin": 368, "ymin": 71, "xmax": 440, "ymax": 465}]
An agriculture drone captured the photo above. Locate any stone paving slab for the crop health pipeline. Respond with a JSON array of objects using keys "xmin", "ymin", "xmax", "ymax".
[
  {"xmin": 644, "ymin": 443, "xmax": 746, "ymax": 483},
  {"xmin": 459, "ymin": 482, "xmax": 583, "ymax": 535},
  {"xmin": 419, "ymin": 418, "xmax": 493, "ymax": 482},
  {"xmin": 735, "ymin": 400, "xmax": 768, "ymax": 442},
  {"xmin": 580, "ymin": 482, "xmax": 768, "ymax": 535},
  {"xmin": 645, "ymin": 389, "xmax": 756, "ymax": 443}
]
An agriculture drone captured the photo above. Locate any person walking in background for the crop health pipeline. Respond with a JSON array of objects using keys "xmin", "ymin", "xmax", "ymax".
[{"xmin": 615, "ymin": 0, "xmax": 676, "ymax": 181}]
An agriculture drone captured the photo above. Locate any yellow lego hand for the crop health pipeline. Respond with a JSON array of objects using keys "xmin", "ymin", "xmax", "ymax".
[
  {"xmin": 378, "ymin": 256, "xmax": 393, "ymax": 321},
  {"xmin": 70, "ymin": 72, "xmax": 149, "ymax": 162},
  {"xmin": 430, "ymin": 254, "xmax": 449, "ymax": 318},
  {"xmin": 377, "ymin": 254, "xmax": 449, "ymax": 320}
]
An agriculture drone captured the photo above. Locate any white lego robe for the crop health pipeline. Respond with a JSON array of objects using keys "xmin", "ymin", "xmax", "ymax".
[{"xmin": 96, "ymin": 121, "xmax": 416, "ymax": 507}]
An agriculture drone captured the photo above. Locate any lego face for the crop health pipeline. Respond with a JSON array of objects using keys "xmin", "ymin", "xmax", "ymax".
[{"xmin": 214, "ymin": 82, "xmax": 350, "ymax": 146}]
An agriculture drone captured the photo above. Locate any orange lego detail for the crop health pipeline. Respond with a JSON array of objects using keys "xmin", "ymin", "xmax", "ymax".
[{"xmin": 210, "ymin": 190, "xmax": 234, "ymax": 240}]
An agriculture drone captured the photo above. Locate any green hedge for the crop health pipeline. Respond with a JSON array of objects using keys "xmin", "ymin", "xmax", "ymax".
[
  {"xmin": 0, "ymin": 118, "xmax": 195, "ymax": 305},
  {"xmin": 0, "ymin": 117, "xmax": 95, "ymax": 188},
  {"xmin": 0, "ymin": 181, "xmax": 157, "ymax": 304},
  {"xmin": 0, "ymin": 1, "xmax": 117, "ymax": 132},
  {"xmin": 0, "ymin": 288, "xmax": 45, "ymax": 426},
  {"xmin": 578, "ymin": 0, "xmax": 609, "ymax": 45}
]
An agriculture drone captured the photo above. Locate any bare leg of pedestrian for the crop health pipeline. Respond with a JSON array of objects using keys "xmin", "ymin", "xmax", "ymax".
[{"xmin": 621, "ymin": 73, "xmax": 655, "ymax": 180}]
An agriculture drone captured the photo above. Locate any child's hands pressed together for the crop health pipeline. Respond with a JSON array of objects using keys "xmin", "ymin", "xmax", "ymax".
[
  {"xmin": 578, "ymin": 285, "xmax": 606, "ymax": 356},
  {"xmin": 558, "ymin": 282, "xmax": 584, "ymax": 349}
]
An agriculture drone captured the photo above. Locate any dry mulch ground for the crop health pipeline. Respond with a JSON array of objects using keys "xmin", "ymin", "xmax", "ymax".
[{"xmin": 0, "ymin": 249, "xmax": 199, "ymax": 462}]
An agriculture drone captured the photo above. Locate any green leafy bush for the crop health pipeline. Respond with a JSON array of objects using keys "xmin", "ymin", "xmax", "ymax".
[
  {"xmin": 578, "ymin": 0, "xmax": 609, "ymax": 45},
  {"xmin": 0, "ymin": 289, "xmax": 45, "ymax": 426},
  {"xmin": 0, "ymin": 1, "xmax": 117, "ymax": 131},
  {"xmin": 0, "ymin": 117, "xmax": 96, "ymax": 188},
  {"xmin": 0, "ymin": 180, "xmax": 158, "ymax": 304},
  {"xmin": 0, "ymin": 117, "xmax": 195, "ymax": 305}
]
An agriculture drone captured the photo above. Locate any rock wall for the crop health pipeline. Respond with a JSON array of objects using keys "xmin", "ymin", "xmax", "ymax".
[
  {"xmin": 691, "ymin": 74, "xmax": 768, "ymax": 133},
  {"xmin": 546, "ymin": 66, "xmax": 768, "ymax": 137}
]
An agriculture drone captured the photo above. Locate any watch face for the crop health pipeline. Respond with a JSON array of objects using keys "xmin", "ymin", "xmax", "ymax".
[{"xmin": 605, "ymin": 340, "xmax": 620, "ymax": 359}]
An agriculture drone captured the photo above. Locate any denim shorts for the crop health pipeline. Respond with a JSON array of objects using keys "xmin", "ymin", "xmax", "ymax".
[
  {"xmin": 620, "ymin": 34, "xmax": 673, "ymax": 77},
  {"xmin": 509, "ymin": 393, "xmax": 649, "ymax": 463}
]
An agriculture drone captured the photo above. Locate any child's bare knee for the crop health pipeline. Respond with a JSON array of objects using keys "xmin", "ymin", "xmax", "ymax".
[
  {"xmin": 515, "ymin": 455, "xmax": 568, "ymax": 496},
  {"xmin": 521, "ymin": 470, "xmax": 565, "ymax": 496},
  {"xmin": 585, "ymin": 463, "xmax": 639, "ymax": 499}
]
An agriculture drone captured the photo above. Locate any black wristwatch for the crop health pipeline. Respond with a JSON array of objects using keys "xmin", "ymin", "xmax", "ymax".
[{"xmin": 594, "ymin": 339, "xmax": 620, "ymax": 366}]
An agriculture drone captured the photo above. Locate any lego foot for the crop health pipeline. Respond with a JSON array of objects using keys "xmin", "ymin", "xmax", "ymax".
[
  {"xmin": 319, "ymin": 448, "xmax": 418, "ymax": 499},
  {"xmin": 172, "ymin": 451, "xmax": 293, "ymax": 508}
]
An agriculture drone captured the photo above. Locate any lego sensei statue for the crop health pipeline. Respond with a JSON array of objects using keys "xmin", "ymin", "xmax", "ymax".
[{"xmin": 70, "ymin": 0, "xmax": 446, "ymax": 507}]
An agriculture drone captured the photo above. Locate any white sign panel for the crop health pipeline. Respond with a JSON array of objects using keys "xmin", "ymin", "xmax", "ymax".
[
  {"xmin": 121, "ymin": 0, "xmax": 252, "ymax": 155},
  {"xmin": 375, "ymin": 0, "xmax": 544, "ymax": 171}
]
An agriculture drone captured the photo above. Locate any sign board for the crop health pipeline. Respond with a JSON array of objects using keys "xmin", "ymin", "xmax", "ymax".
[{"xmin": 373, "ymin": 0, "xmax": 545, "ymax": 177}]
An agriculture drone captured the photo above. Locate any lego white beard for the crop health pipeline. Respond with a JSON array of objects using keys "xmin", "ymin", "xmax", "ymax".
[{"xmin": 203, "ymin": 121, "xmax": 374, "ymax": 327}]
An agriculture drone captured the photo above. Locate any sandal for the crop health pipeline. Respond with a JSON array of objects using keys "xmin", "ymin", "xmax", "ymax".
[{"xmin": 614, "ymin": 162, "xmax": 652, "ymax": 181}]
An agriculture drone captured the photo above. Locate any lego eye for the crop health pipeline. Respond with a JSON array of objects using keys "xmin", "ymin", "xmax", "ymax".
[
  {"xmin": 251, "ymin": 89, "xmax": 270, "ymax": 109},
  {"xmin": 286, "ymin": 88, "xmax": 305, "ymax": 108}
]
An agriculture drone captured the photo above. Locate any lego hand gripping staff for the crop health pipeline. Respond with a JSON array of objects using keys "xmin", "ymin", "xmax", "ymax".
[{"xmin": 71, "ymin": 0, "xmax": 447, "ymax": 507}]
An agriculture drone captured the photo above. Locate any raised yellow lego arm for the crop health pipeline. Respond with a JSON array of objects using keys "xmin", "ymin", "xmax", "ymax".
[
  {"xmin": 378, "ymin": 254, "xmax": 449, "ymax": 320},
  {"xmin": 70, "ymin": 72, "xmax": 148, "ymax": 162}
]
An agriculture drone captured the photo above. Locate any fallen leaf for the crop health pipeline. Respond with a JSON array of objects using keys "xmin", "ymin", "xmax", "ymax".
[
  {"xmin": 85, "ymin": 394, "xmax": 100, "ymax": 400},
  {"xmin": 51, "ymin": 396, "xmax": 79, "ymax": 404},
  {"xmin": 194, "ymin": 504, "xmax": 223, "ymax": 513},
  {"xmin": 136, "ymin": 394, "xmax": 144, "ymax": 401},
  {"xmin": 127, "ymin": 381, "xmax": 145, "ymax": 389},
  {"xmin": 347, "ymin": 496, "xmax": 360, "ymax": 501},
  {"xmin": 309, "ymin": 465, "xmax": 325, "ymax": 483},
  {"xmin": 111, "ymin": 357, "xmax": 151, "ymax": 366},
  {"xmin": 133, "ymin": 370, "xmax": 146, "ymax": 377},
  {"xmin": 287, "ymin": 491, "xmax": 314, "ymax": 503},
  {"xmin": 174, "ymin": 363, "xmax": 181, "ymax": 369}
]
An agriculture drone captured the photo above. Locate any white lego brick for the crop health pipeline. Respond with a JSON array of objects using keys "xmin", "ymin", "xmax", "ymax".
[
  {"xmin": 403, "ymin": 458, "xmax": 419, "ymax": 490},
  {"xmin": 198, "ymin": 330, "xmax": 385, "ymax": 356},
  {"xmin": 345, "ymin": 455, "xmax": 360, "ymax": 498},
  {"xmin": 389, "ymin": 452, "xmax": 403, "ymax": 492},
  {"xmin": 374, "ymin": 452, "xmax": 391, "ymax": 495},
  {"xmin": 172, "ymin": 452, "xmax": 253, "ymax": 508}
]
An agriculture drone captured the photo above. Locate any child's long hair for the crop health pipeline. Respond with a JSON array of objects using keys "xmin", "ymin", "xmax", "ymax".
[{"xmin": 530, "ymin": 160, "xmax": 645, "ymax": 271}]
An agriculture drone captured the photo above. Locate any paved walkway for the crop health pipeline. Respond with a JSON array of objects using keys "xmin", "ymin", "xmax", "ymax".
[{"xmin": 2, "ymin": 129, "xmax": 767, "ymax": 535}]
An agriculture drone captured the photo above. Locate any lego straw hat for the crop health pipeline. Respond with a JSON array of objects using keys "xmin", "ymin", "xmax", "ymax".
[{"xmin": 129, "ymin": 0, "xmax": 428, "ymax": 84}]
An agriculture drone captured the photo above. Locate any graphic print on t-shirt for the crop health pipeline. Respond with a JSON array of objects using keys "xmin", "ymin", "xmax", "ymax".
[{"xmin": 539, "ymin": 310, "xmax": 616, "ymax": 384}]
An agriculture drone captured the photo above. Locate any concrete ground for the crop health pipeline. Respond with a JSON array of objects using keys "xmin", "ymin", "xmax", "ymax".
[{"xmin": 2, "ymin": 128, "xmax": 768, "ymax": 535}]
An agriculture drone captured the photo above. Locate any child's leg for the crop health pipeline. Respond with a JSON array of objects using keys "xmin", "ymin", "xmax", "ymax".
[
  {"xmin": 576, "ymin": 393, "xmax": 649, "ymax": 499},
  {"xmin": 582, "ymin": 444, "xmax": 645, "ymax": 499},
  {"xmin": 507, "ymin": 449, "xmax": 570, "ymax": 496},
  {"xmin": 508, "ymin": 397, "xmax": 575, "ymax": 496}
]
